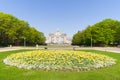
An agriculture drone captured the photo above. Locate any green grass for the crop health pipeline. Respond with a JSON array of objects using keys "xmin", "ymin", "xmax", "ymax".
[{"xmin": 0, "ymin": 50, "xmax": 120, "ymax": 80}]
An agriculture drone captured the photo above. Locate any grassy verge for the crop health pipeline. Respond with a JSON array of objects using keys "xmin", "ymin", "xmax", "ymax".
[{"xmin": 0, "ymin": 50, "xmax": 120, "ymax": 80}]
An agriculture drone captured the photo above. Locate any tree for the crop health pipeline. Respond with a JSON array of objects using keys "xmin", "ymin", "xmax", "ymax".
[
  {"xmin": 72, "ymin": 31, "xmax": 81, "ymax": 45},
  {"xmin": 26, "ymin": 27, "xmax": 46, "ymax": 45},
  {"xmin": 91, "ymin": 19, "xmax": 119, "ymax": 46},
  {"xmin": 0, "ymin": 12, "xmax": 19, "ymax": 46},
  {"xmin": 0, "ymin": 12, "xmax": 46, "ymax": 46},
  {"xmin": 72, "ymin": 18, "xmax": 120, "ymax": 46}
]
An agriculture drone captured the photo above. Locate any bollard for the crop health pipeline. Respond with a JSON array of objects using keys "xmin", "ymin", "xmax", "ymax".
[
  {"xmin": 10, "ymin": 45, "xmax": 12, "ymax": 48},
  {"xmin": 36, "ymin": 44, "xmax": 39, "ymax": 49},
  {"xmin": 73, "ymin": 47, "xmax": 76, "ymax": 51},
  {"xmin": 44, "ymin": 47, "xmax": 48, "ymax": 50}
]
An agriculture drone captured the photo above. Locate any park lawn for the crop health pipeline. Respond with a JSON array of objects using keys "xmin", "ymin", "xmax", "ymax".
[{"xmin": 0, "ymin": 50, "xmax": 120, "ymax": 80}]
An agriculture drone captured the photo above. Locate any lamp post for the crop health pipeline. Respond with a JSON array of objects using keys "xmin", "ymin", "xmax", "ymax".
[
  {"xmin": 91, "ymin": 28, "xmax": 93, "ymax": 47},
  {"xmin": 91, "ymin": 36, "xmax": 92, "ymax": 47},
  {"xmin": 24, "ymin": 38, "xmax": 26, "ymax": 47}
]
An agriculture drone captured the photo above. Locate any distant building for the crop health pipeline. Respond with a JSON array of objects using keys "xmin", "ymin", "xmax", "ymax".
[{"xmin": 46, "ymin": 30, "xmax": 72, "ymax": 45}]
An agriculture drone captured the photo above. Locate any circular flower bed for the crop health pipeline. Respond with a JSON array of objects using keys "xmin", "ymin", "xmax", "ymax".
[{"xmin": 3, "ymin": 50, "xmax": 116, "ymax": 71}]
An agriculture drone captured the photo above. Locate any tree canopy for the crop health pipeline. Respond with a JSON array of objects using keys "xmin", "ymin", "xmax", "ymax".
[
  {"xmin": 0, "ymin": 12, "xmax": 46, "ymax": 46},
  {"xmin": 72, "ymin": 19, "xmax": 120, "ymax": 46}
]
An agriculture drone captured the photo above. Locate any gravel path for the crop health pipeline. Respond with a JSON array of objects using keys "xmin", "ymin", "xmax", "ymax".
[
  {"xmin": 0, "ymin": 47, "xmax": 22, "ymax": 52},
  {"xmin": 0, "ymin": 47, "xmax": 120, "ymax": 53},
  {"xmin": 76, "ymin": 47, "xmax": 120, "ymax": 53}
]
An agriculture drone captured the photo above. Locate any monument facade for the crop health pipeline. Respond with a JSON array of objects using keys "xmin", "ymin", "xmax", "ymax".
[{"xmin": 46, "ymin": 30, "xmax": 72, "ymax": 45}]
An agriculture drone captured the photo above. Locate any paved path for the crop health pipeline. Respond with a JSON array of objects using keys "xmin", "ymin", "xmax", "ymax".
[
  {"xmin": 0, "ymin": 47, "xmax": 120, "ymax": 53},
  {"xmin": 0, "ymin": 47, "xmax": 23, "ymax": 52},
  {"xmin": 76, "ymin": 47, "xmax": 120, "ymax": 53},
  {"xmin": 94, "ymin": 47, "xmax": 120, "ymax": 53}
]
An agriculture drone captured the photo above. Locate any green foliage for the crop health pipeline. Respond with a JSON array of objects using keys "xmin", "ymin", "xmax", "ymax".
[
  {"xmin": 72, "ymin": 18, "xmax": 120, "ymax": 46},
  {"xmin": 0, "ymin": 12, "xmax": 45, "ymax": 46},
  {"xmin": 72, "ymin": 31, "xmax": 82, "ymax": 45},
  {"xmin": 91, "ymin": 19, "xmax": 118, "ymax": 45}
]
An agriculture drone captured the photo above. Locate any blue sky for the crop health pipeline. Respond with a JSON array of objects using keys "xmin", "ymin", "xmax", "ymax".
[{"xmin": 0, "ymin": 0, "xmax": 120, "ymax": 37}]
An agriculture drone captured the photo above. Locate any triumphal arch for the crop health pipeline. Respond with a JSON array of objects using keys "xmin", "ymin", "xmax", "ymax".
[{"xmin": 46, "ymin": 30, "xmax": 72, "ymax": 45}]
